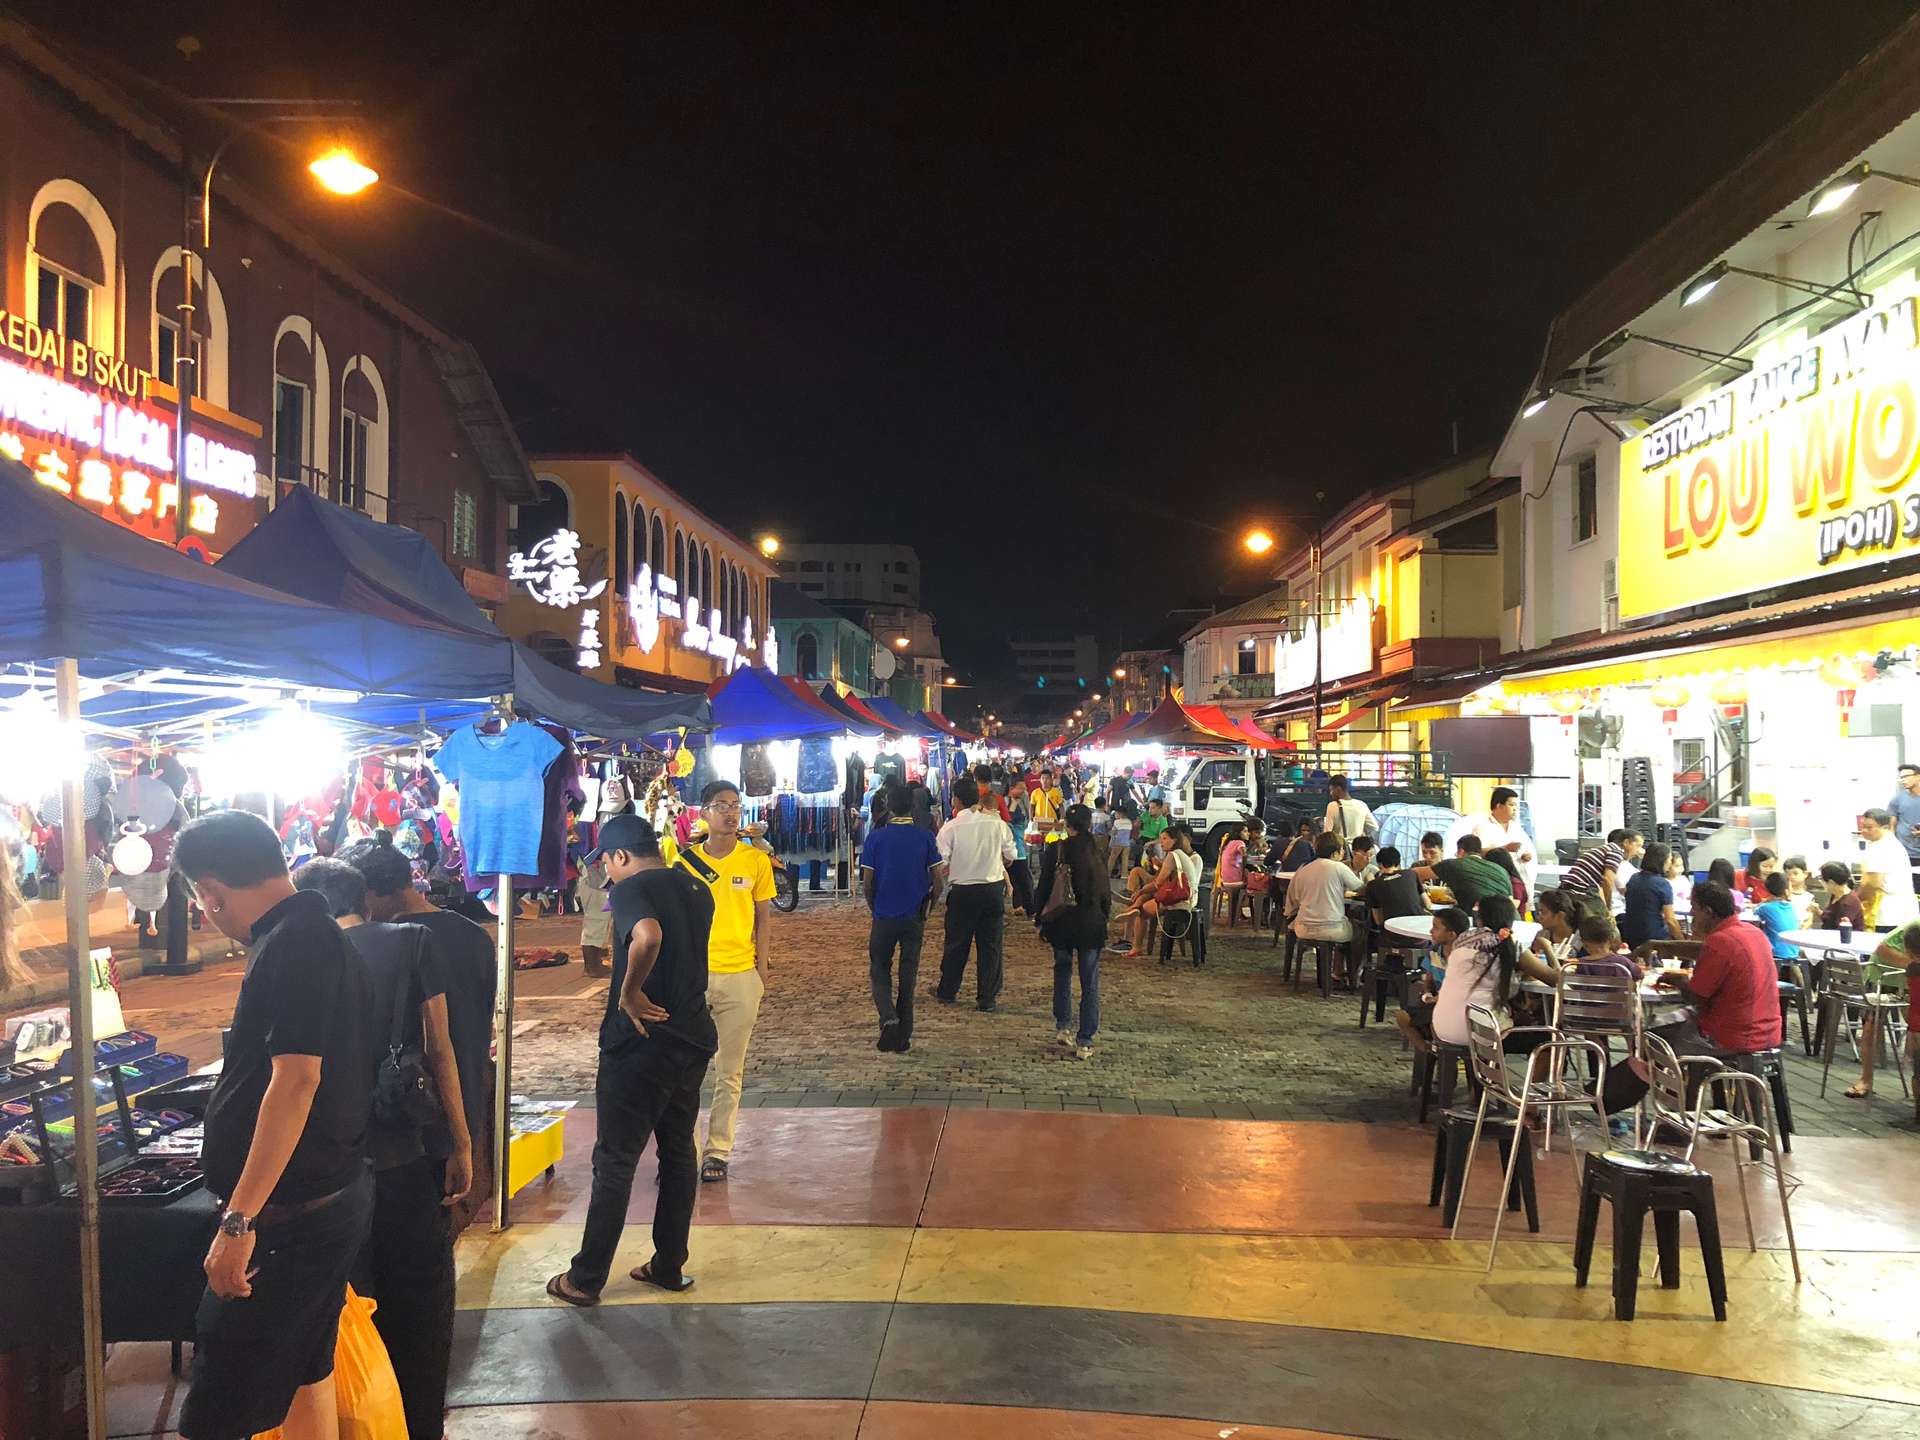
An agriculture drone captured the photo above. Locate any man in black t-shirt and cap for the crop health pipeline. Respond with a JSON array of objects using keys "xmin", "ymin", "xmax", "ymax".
[
  {"xmin": 547, "ymin": 813, "xmax": 719, "ymax": 1305},
  {"xmin": 173, "ymin": 810, "xmax": 375, "ymax": 1440}
]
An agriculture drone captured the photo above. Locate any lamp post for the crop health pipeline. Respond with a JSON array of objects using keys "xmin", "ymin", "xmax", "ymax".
[
  {"xmin": 175, "ymin": 104, "xmax": 375, "ymax": 541},
  {"xmin": 1242, "ymin": 491, "xmax": 1327, "ymax": 732}
]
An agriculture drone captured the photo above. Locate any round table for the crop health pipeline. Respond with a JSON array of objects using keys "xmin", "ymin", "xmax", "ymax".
[
  {"xmin": 1780, "ymin": 928, "xmax": 1883, "ymax": 957},
  {"xmin": 1519, "ymin": 975, "xmax": 1689, "ymax": 1008},
  {"xmin": 1384, "ymin": 914, "xmax": 1540, "ymax": 948}
]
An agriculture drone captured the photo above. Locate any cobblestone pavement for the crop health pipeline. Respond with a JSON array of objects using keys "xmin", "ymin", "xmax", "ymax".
[{"xmin": 506, "ymin": 895, "xmax": 1920, "ymax": 1138}]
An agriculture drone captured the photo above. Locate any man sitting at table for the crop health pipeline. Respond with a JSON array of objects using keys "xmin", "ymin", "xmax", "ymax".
[
  {"xmin": 1412, "ymin": 834, "xmax": 1511, "ymax": 913},
  {"xmin": 1603, "ymin": 882, "xmax": 1780, "ymax": 1112},
  {"xmin": 1841, "ymin": 916, "xmax": 1920, "ymax": 1100},
  {"xmin": 1284, "ymin": 831, "xmax": 1365, "ymax": 984}
]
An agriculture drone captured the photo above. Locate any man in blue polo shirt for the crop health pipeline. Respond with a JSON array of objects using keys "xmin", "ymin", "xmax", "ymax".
[{"xmin": 861, "ymin": 783, "xmax": 946, "ymax": 1053}]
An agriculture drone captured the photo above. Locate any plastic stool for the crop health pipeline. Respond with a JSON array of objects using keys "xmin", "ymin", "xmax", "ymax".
[
  {"xmin": 1574, "ymin": 1148, "xmax": 1727, "ymax": 1321},
  {"xmin": 1728, "ymin": 1049, "xmax": 1793, "ymax": 1155},
  {"xmin": 1429, "ymin": 1107, "xmax": 1539, "ymax": 1231},
  {"xmin": 1413, "ymin": 1042, "xmax": 1472, "ymax": 1123}
]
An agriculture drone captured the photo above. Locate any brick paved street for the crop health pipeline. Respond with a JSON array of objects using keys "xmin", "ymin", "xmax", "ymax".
[{"xmin": 505, "ymin": 895, "xmax": 1920, "ymax": 1139}]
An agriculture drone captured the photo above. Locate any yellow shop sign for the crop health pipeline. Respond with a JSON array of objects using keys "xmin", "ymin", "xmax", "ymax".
[{"xmin": 1618, "ymin": 295, "xmax": 1920, "ymax": 619}]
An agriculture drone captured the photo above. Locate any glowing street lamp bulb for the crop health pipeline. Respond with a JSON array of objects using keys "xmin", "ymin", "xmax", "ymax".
[
  {"xmin": 758, "ymin": 535, "xmax": 781, "ymax": 557},
  {"xmin": 309, "ymin": 147, "xmax": 379, "ymax": 196},
  {"xmin": 1112, "ymin": 666, "xmax": 1127, "ymax": 679},
  {"xmin": 1808, "ymin": 162, "xmax": 1870, "ymax": 218},
  {"xmin": 1243, "ymin": 528, "xmax": 1275, "ymax": 556},
  {"xmin": 943, "ymin": 675, "xmax": 957, "ymax": 686},
  {"xmin": 893, "ymin": 636, "xmax": 910, "ymax": 649}
]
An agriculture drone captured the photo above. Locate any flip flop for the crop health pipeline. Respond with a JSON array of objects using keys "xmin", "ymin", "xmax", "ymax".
[
  {"xmin": 700, "ymin": 1156, "xmax": 729, "ymax": 1183},
  {"xmin": 630, "ymin": 1261, "xmax": 695, "ymax": 1293},
  {"xmin": 545, "ymin": 1272, "xmax": 599, "ymax": 1307},
  {"xmin": 1843, "ymin": 1084, "xmax": 1873, "ymax": 1100}
]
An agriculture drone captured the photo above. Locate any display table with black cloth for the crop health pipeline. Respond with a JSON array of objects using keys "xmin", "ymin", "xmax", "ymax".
[{"xmin": 0, "ymin": 1188, "xmax": 216, "ymax": 1352}]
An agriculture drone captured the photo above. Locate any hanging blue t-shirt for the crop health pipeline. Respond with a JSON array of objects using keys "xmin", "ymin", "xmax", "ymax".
[{"xmin": 433, "ymin": 723, "xmax": 564, "ymax": 878}]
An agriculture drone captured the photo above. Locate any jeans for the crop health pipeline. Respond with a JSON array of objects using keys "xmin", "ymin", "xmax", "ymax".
[
  {"xmin": 939, "ymin": 883, "xmax": 1006, "ymax": 1007},
  {"xmin": 1052, "ymin": 943, "xmax": 1101, "ymax": 1045},
  {"xmin": 357, "ymin": 1157, "xmax": 454, "ymax": 1440},
  {"xmin": 869, "ymin": 914, "xmax": 924, "ymax": 1033},
  {"xmin": 568, "ymin": 1034, "xmax": 710, "ymax": 1294}
]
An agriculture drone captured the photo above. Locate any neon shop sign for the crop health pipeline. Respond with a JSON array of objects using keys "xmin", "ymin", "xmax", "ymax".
[{"xmin": 629, "ymin": 563, "xmax": 774, "ymax": 672}]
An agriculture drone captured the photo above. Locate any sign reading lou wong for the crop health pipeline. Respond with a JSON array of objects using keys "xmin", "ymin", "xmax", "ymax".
[
  {"xmin": 1618, "ymin": 294, "xmax": 1920, "ymax": 619},
  {"xmin": 0, "ymin": 308, "xmax": 261, "ymax": 549}
]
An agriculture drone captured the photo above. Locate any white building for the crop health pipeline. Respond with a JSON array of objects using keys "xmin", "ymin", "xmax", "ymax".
[{"xmin": 774, "ymin": 543, "xmax": 922, "ymax": 607}]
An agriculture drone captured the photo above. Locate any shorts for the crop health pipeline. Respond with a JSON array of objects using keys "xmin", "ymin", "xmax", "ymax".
[{"xmin": 180, "ymin": 1170, "xmax": 374, "ymax": 1440}]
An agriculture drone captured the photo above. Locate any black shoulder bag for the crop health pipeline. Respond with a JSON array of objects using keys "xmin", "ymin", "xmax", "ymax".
[{"xmin": 373, "ymin": 929, "xmax": 442, "ymax": 1130}]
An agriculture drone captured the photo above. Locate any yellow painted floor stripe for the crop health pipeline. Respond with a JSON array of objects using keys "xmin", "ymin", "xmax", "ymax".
[
  {"xmin": 456, "ymin": 1223, "xmax": 1920, "ymax": 1407},
  {"xmin": 455, "ymin": 1222, "xmax": 916, "ymax": 1311},
  {"xmin": 898, "ymin": 1229, "xmax": 1920, "ymax": 1407}
]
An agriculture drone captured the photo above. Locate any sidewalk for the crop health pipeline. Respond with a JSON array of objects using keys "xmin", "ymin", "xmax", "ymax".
[{"xmin": 5, "ymin": 893, "xmax": 239, "ymax": 1011}]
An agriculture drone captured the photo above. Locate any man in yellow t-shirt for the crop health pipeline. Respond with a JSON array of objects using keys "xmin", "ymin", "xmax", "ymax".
[{"xmin": 675, "ymin": 779, "xmax": 775, "ymax": 1182}]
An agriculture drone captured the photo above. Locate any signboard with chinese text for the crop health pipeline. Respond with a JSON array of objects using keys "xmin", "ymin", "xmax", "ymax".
[{"xmin": 1617, "ymin": 295, "xmax": 1920, "ymax": 619}]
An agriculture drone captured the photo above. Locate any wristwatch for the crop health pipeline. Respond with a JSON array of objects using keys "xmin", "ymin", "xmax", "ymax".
[{"xmin": 218, "ymin": 1210, "xmax": 254, "ymax": 1238}]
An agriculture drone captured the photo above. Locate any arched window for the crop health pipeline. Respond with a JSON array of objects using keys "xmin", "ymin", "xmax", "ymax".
[
  {"xmin": 673, "ymin": 530, "xmax": 687, "ymax": 595},
  {"xmin": 338, "ymin": 356, "xmax": 389, "ymax": 521},
  {"xmin": 613, "ymin": 494, "xmax": 629, "ymax": 595},
  {"xmin": 632, "ymin": 503, "xmax": 648, "ymax": 580},
  {"xmin": 272, "ymin": 318, "xmax": 330, "ymax": 488},
  {"xmin": 651, "ymin": 515, "xmax": 666, "ymax": 580},
  {"xmin": 149, "ymin": 249, "xmax": 230, "ymax": 406},
  {"xmin": 514, "ymin": 477, "xmax": 572, "ymax": 553},
  {"xmin": 795, "ymin": 632, "xmax": 819, "ymax": 680},
  {"xmin": 27, "ymin": 180, "xmax": 116, "ymax": 352},
  {"xmin": 722, "ymin": 562, "xmax": 735, "ymax": 634},
  {"xmin": 702, "ymin": 545, "xmax": 715, "ymax": 615}
]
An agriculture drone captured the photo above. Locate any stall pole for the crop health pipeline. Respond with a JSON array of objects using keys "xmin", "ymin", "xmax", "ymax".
[
  {"xmin": 491, "ymin": 871, "xmax": 516, "ymax": 1232},
  {"xmin": 58, "ymin": 659, "xmax": 107, "ymax": 1440}
]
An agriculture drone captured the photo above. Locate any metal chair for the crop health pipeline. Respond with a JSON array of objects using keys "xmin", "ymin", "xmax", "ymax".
[
  {"xmin": 1817, "ymin": 956, "xmax": 1910, "ymax": 1098},
  {"xmin": 1544, "ymin": 969, "xmax": 1642, "ymax": 1151},
  {"xmin": 1450, "ymin": 1003, "xmax": 1610, "ymax": 1271},
  {"xmin": 1637, "ymin": 1034, "xmax": 1801, "ymax": 1283}
]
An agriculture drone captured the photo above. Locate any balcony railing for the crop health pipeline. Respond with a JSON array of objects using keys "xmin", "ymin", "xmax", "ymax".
[
  {"xmin": 1209, "ymin": 673, "xmax": 1275, "ymax": 700},
  {"xmin": 274, "ymin": 465, "xmax": 387, "ymax": 518}
]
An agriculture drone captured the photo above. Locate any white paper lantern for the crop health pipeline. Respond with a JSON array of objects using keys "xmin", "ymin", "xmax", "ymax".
[{"xmin": 112, "ymin": 829, "xmax": 154, "ymax": 876}]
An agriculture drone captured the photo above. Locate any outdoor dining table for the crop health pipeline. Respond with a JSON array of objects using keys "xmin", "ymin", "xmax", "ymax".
[
  {"xmin": 1382, "ymin": 914, "xmax": 1542, "ymax": 950},
  {"xmin": 1779, "ymin": 928, "xmax": 1884, "ymax": 957}
]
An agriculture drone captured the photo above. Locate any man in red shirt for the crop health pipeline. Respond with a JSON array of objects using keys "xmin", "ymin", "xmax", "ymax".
[{"xmin": 1603, "ymin": 882, "xmax": 1780, "ymax": 1113}]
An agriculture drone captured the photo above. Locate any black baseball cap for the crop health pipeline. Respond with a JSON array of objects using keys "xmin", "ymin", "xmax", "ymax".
[{"xmin": 585, "ymin": 813, "xmax": 658, "ymax": 863}]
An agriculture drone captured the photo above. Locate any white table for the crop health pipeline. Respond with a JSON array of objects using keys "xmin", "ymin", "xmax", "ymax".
[
  {"xmin": 1384, "ymin": 914, "xmax": 1540, "ymax": 948},
  {"xmin": 1533, "ymin": 863, "xmax": 1572, "ymax": 888},
  {"xmin": 1520, "ymin": 975, "xmax": 1688, "ymax": 1007},
  {"xmin": 1780, "ymin": 928, "xmax": 1884, "ymax": 957}
]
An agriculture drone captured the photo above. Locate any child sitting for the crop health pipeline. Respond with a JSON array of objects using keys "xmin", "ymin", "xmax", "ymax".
[
  {"xmin": 1391, "ymin": 906, "xmax": 1467, "ymax": 1055},
  {"xmin": 1572, "ymin": 913, "xmax": 1641, "ymax": 980}
]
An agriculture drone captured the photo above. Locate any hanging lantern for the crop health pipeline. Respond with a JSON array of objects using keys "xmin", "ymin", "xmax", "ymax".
[
  {"xmin": 1708, "ymin": 676, "xmax": 1748, "ymax": 706},
  {"xmin": 1820, "ymin": 656, "xmax": 1864, "ymax": 690},
  {"xmin": 1649, "ymin": 682, "xmax": 1691, "ymax": 710},
  {"xmin": 1547, "ymin": 691, "xmax": 1588, "ymax": 716},
  {"xmin": 112, "ymin": 824, "xmax": 153, "ymax": 877}
]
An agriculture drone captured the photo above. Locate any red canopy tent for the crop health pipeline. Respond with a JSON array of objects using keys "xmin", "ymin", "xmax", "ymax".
[
  {"xmin": 1186, "ymin": 702, "xmax": 1291, "ymax": 751},
  {"xmin": 922, "ymin": 710, "xmax": 977, "ymax": 742},
  {"xmin": 1123, "ymin": 694, "xmax": 1246, "ymax": 747}
]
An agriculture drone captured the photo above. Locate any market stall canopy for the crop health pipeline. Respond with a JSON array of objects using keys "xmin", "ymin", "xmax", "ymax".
[
  {"xmin": 838, "ymin": 691, "xmax": 901, "ymax": 734},
  {"xmin": 775, "ymin": 673, "xmax": 879, "ymax": 735},
  {"xmin": 215, "ymin": 484, "xmax": 710, "ymax": 736},
  {"xmin": 1123, "ymin": 694, "xmax": 1246, "ymax": 747},
  {"xmin": 812, "ymin": 683, "xmax": 887, "ymax": 737},
  {"xmin": 1186, "ymin": 703, "xmax": 1291, "ymax": 751},
  {"xmin": 0, "ymin": 459, "xmax": 506, "ymax": 698},
  {"xmin": 863, "ymin": 695, "xmax": 945, "ymax": 739},
  {"xmin": 1084, "ymin": 710, "xmax": 1147, "ymax": 746},
  {"xmin": 921, "ymin": 710, "xmax": 976, "ymax": 742},
  {"xmin": 707, "ymin": 665, "xmax": 848, "ymax": 743}
]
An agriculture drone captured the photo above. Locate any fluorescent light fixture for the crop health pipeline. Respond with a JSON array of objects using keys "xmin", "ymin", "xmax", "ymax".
[
  {"xmin": 1521, "ymin": 391, "xmax": 1551, "ymax": 418},
  {"xmin": 1680, "ymin": 261, "xmax": 1728, "ymax": 307},
  {"xmin": 1808, "ymin": 161, "xmax": 1870, "ymax": 217}
]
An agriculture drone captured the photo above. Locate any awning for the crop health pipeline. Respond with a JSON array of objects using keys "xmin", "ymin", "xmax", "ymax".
[
  {"xmin": 812, "ymin": 683, "xmax": 887, "ymax": 737},
  {"xmin": 1315, "ymin": 702, "xmax": 1389, "ymax": 740},
  {"xmin": 1500, "ymin": 613, "xmax": 1920, "ymax": 697},
  {"xmin": 1388, "ymin": 674, "xmax": 1496, "ymax": 724}
]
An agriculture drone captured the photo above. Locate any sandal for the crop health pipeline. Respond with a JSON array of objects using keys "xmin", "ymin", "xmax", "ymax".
[
  {"xmin": 630, "ymin": 1261, "xmax": 696, "ymax": 1293},
  {"xmin": 1844, "ymin": 1083, "xmax": 1873, "ymax": 1099},
  {"xmin": 545, "ymin": 1271, "xmax": 599, "ymax": 1307},
  {"xmin": 700, "ymin": 1156, "xmax": 729, "ymax": 1183}
]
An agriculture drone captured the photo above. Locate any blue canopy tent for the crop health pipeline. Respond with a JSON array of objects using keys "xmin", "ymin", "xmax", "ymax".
[
  {"xmin": 706, "ymin": 665, "xmax": 848, "ymax": 744},
  {"xmin": 863, "ymin": 695, "xmax": 944, "ymax": 739},
  {"xmin": 811, "ymin": 681, "xmax": 885, "ymax": 738},
  {"xmin": 215, "ymin": 486, "xmax": 710, "ymax": 738}
]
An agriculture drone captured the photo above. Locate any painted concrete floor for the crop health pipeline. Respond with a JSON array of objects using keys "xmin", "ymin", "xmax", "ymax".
[{"xmin": 106, "ymin": 1106, "xmax": 1920, "ymax": 1439}]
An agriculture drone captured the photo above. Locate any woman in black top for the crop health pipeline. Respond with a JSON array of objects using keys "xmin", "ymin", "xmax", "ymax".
[{"xmin": 1037, "ymin": 804, "xmax": 1112, "ymax": 1058}]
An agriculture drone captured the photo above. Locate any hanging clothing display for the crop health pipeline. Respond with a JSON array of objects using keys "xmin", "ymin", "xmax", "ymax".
[
  {"xmin": 873, "ymin": 750, "xmax": 906, "ymax": 787},
  {"xmin": 798, "ymin": 737, "xmax": 838, "ymax": 795},
  {"xmin": 842, "ymin": 753, "xmax": 867, "ymax": 809},
  {"xmin": 741, "ymin": 742, "xmax": 777, "ymax": 798},
  {"xmin": 432, "ymin": 722, "xmax": 564, "ymax": 877}
]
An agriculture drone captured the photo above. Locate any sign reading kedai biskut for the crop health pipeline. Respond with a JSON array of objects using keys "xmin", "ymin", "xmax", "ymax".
[{"xmin": 1618, "ymin": 293, "xmax": 1920, "ymax": 620}]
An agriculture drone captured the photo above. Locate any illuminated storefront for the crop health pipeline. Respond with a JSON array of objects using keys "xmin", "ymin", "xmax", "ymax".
[{"xmin": 500, "ymin": 454, "xmax": 776, "ymax": 689}]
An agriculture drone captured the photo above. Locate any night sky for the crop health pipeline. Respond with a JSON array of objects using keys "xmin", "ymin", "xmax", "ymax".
[{"xmin": 25, "ymin": 1, "xmax": 1919, "ymax": 674}]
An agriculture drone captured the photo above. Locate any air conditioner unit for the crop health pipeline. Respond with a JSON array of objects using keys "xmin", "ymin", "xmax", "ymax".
[{"xmin": 1601, "ymin": 559, "xmax": 1619, "ymax": 633}]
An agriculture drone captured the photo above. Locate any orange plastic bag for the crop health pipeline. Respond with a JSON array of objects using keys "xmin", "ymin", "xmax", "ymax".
[{"xmin": 251, "ymin": 1286, "xmax": 408, "ymax": 1440}]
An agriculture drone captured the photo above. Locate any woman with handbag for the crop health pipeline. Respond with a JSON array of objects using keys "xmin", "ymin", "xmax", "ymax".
[
  {"xmin": 1114, "ymin": 825, "xmax": 1195, "ymax": 958},
  {"xmin": 1037, "ymin": 804, "xmax": 1112, "ymax": 1059}
]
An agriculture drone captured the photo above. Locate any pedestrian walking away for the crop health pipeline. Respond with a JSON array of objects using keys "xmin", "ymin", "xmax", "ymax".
[
  {"xmin": 676, "ymin": 780, "xmax": 776, "ymax": 1183},
  {"xmin": 548, "ymin": 813, "xmax": 718, "ymax": 1305},
  {"xmin": 935, "ymin": 775, "xmax": 1017, "ymax": 1008},
  {"xmin": 861, "ymin": 782, "xmax": 947, "ymax": 1052},
  {"xmin": 1037, "ymin": 803, "xmax": 1111, "ymax": 1059}
]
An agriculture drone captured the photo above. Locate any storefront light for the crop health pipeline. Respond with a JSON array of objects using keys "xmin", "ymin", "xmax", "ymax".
[
  {"xmin": 194, "ymin": 707, "xmax": 347, "ymax": 801},
  {"xmin": 0, "ymin": 701, "xmax": 84, "ymax": 803}
]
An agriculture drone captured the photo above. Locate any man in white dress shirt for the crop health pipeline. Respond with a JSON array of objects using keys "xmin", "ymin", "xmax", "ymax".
[
  {"xmin": 934, "ymin": 776, "xmax": 1018, "ymax": 1010},
  {"xmin": 1468, "ymin": 786, "xmax": 1535, "ymax": 893}
]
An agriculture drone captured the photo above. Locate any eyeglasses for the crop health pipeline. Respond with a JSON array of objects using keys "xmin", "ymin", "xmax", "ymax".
[{"xmin": 708, "ymin": 799, "xmax": 743, "ymax": 813}]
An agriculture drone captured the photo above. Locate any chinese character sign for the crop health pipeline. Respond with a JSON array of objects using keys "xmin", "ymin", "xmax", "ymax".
[{"xmin": 508, "ymin": 529, "xmax": 608, "ymax": 608}]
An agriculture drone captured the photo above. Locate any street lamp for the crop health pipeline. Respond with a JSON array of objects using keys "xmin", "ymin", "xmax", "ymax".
[
  {"xmin": 175, "ymin": 105, "xmax": 376, "ymax": 541},
  {"xmin": 1112, "ymin": 666, "xmax": 1127, "ymax": 679},
  {"xmin": 1242, "ymin": 527, "xmax": 1275, "ymax": 555},
  {"xmin": 892, "ymin": 635, "xmax": 910, "ymax": 649},
  {"xmin": 943, "ymin": 675, "xmax": 957, "ymax": 687},
  {"xmin": 757, "ymin": 534, "xmax": 781, "ymax": 557}
]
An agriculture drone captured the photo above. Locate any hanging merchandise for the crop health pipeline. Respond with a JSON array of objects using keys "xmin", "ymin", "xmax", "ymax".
[
  {"xmin": 742, "ymin": 742, "xmax": 777, "ymax": 798},
  {"xmin": 873, "ymin": 748, "xmax": 906, "ymax": 787},
  {"xmin": 431, "ymin": 722, "xmax": 565, "ymax": 878},
  {"xmin": 842, "ymin": 750, "xmax": 867, "ymax": 809},
  {"xmin": 797, "ymin": 737, "xmax": 837, "ymax": 795},
  {"xmin": 673, "ymin": 746, "xmax": 695, "ymax": 778}
]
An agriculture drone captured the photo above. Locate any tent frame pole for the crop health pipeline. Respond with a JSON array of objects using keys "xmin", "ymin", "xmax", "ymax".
[
  {"xmin": 491, "ymin": 870, "xmax": 515, "ymax": 1231},
  {"xmin": 59, "ymin": 658, "xmax": 107, "ymax": 1440}
]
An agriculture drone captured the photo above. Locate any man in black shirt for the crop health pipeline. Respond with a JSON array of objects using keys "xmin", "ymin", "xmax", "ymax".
[
  {"xmin": 548, "ymin": 814, "xmax": 718, "ymax": 1305},
  {"xmin": 342, "ymin": 834, "xmax": 495, "ymax": 1235},
  {"xmin": 295, "ymin": 857, "xmax": 471, "ymax": 1440},
  {"xmin": 173, "ymin": 811, "xmax": 375, "ymax": 1440}
]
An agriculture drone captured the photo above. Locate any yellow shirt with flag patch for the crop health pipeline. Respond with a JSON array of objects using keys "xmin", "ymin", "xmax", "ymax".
[{"xmin": 680, "ymin": 840, "xmax": 776, "ymax": 974}]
